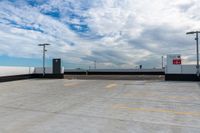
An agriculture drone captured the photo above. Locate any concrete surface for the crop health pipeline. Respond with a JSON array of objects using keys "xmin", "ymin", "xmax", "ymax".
[{"xmin": 0, "ymin": 79, "xmax": 200, "ymax": 133}]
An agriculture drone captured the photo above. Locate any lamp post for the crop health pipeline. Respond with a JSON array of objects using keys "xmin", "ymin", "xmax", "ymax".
[
  {"xmin": 38, "ymin": 43, "xmax": 50, "ymax": 77},
  {"xmin": 186, "ymin": 31, "xmax": 200, "ymax": 76},
  {"xmin": 161, "ymin": 56, "xmax": 164, "ymax": 69},
  {"xmin": 94, "ymin": 60, "xmax": 96, "ymax": 69}
]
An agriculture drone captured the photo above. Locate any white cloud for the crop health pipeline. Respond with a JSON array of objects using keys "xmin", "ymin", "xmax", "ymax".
[{"xmin": 0, "ymin": 0, "xmax": 200, "ymax": 68}]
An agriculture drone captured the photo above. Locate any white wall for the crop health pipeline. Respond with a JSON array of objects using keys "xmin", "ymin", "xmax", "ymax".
[
  {"xmin": 165, "ymin": 54, "xmax": 198, "ymax": 74},
  {"xmin": 34, "ymin": 67, "xmax": 53, "ymax": 74},
  {"xmin": 181, "ymin": 65, "xmax": 196, "ymax": 74},
  {"xmin": 34, "ymin": 67, "xmax": 64, "ymax": 74},
  {"xmin": 166, "ymin": 65, "xmax": 197, "ymax": 74},
  {"xmin": 0, "ymin": 66, "xmax": 65, "ymax": 77},
  {"xmin": 0, "ymin": 65, "xmax": 65, "ymax": 77},
  {"xmin": 166, "ymin": 54, "xmax": 182, "ymax": 74},
  {"xmin": 0, "ymin": 66, "xmax": 35, "ymax": 77}
]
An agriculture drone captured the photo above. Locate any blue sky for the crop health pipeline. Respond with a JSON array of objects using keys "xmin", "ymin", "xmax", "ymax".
[{"xmin": 0, "ymin": 0, "xmax": 199, "ymax": 69}]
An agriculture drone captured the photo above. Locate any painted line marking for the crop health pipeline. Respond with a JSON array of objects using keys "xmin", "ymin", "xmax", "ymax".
[
  {"xmin": 112, "ymin": 104, "xmax": 200, "ymax": 116},
  {"xmin": 64, "ymin": 82, "xmax": 79, "ymax": 87},
  {"xmin": 105, "ymin": 84, "xmax": 117, "ymax": 89},
  {"xmin": 124, "ymin": 93, "xmax": 192, "ymax": 100}
]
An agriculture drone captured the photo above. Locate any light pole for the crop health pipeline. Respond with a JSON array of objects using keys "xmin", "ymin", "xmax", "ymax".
[
  {"xmin": 186, "ymin": 31, "xmax": 200, "ymax": 76},
  {"xmin": 161, "ymin": 56, "xmax": 164, "ymax": 69},
  {"xmin": 94, "ymin": 60, "xmax": 96, "ymax": 69},
  {"xmin": 38, "ymin": 43, "xmax": 50, "ymax": 77}
]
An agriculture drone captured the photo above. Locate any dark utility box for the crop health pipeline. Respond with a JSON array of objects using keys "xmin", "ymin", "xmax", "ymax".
[{"xmin": 53, "ymin": 59, "xmax": 61, "ymax": 74}]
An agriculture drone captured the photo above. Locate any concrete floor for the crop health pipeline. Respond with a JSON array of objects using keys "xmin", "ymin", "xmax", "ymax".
[{"xmin": 0, "ymin": 79, "xmax": 200, "ymax": 133}]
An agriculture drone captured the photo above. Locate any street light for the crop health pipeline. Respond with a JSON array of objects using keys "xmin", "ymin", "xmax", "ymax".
[
  {"xmin": 161, "ymin": 56, "xmax": 164, "ymax": 69},
  {"xmin": 38, "ymin": 43, "xmax": 50, "ymax": 77},
  {"xmin": 186, "ymin": 31, "xmax": 200, "ymax": 76},
  {"xmin": 94, "ymin": 60, "xmax": 96, "ymax": 69}
]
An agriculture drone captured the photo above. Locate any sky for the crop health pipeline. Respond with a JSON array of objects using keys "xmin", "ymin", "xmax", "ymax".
[{"xmin": 0, "ymin": 0, "xmax": 200, "ymax": 69}]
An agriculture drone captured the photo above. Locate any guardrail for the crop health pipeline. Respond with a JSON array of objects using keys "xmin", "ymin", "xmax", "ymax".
[
  {"xmin": 64, "ymin": 69, "xmax": 165, "ymax": 75},
  {"xmin": 0, "ymin": 67, "xmax": 165, "ymax": 82}
]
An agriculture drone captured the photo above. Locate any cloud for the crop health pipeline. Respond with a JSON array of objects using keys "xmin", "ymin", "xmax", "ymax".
[{"xmin": 0, "ymin": 0, "xmax": 200, "ymax": 68}]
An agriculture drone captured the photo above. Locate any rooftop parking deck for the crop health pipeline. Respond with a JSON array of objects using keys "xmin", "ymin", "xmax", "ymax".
[{"xmin": 0, "ymin": 79, "xmax": 200, "ymax": 133}]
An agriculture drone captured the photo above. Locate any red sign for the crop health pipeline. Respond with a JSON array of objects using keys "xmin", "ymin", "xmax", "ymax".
[{"xmin": 173, "ymin": 59, "xmax": 181, "ymax": 65}]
